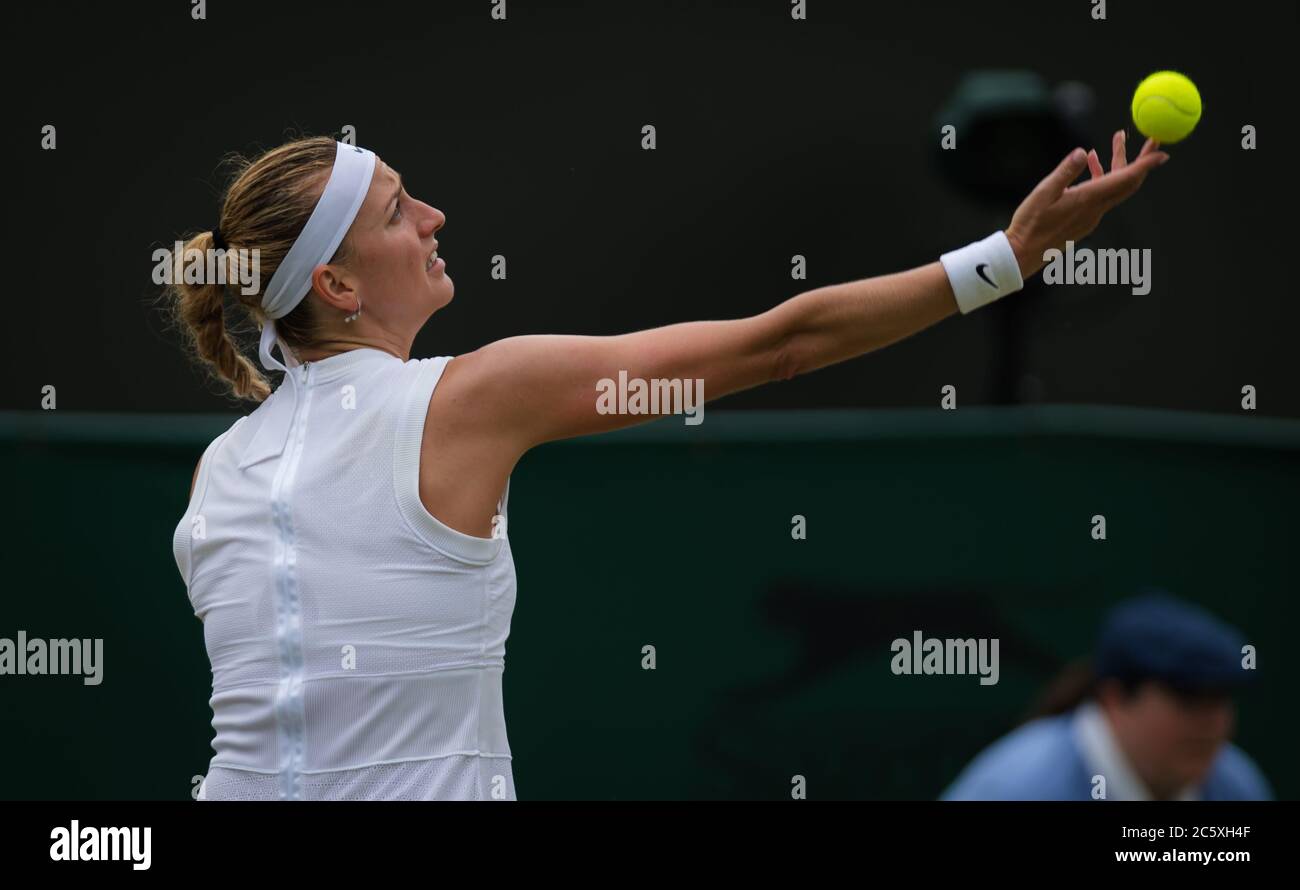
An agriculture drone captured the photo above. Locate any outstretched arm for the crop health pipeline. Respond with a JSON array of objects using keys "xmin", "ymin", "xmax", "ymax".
[{"xmin": 443, "ymin": 133, "xmax": 1169, "ymax": 454}]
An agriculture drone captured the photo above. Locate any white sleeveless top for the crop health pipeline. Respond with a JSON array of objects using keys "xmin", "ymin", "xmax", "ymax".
[{"xmin": 172, "ymin": 347, "xmax": 518, "ymax": 800}]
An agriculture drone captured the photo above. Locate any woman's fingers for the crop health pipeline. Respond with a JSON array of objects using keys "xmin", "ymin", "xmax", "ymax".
[
  {"xmin": 1087, "ymin": 149, "xmax": 1105, "ymax": 179},
  {"xmin": 1137, "ymin": 136, "xmax": 1161, "ymax": 158},
  {"xmin": 1037, "ymin": 148, "xmax": 1091, "ymax": 200},
  {"xmin": 1111, "ymin": 130, "xmax": 1128, "ymax": 171},
  {"xmin": 1072, "ymin": 150, "xmax": 1168, "ymax": 208}
]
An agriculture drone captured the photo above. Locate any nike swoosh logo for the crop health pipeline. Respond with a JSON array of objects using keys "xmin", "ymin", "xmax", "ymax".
[{"xmin": 975, "ymin": 264, "xmax": 997, "ymax": 288}]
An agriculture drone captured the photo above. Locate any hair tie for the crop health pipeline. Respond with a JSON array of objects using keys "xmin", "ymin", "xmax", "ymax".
[{"xmin": 211, "ymin": 227, "xmax": 228, "ymax": 252}]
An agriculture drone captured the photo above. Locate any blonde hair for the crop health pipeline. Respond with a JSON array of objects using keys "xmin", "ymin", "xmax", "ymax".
[{"xmin": 165, "ymin": 136, "xmax": 357, "ymax": 402}]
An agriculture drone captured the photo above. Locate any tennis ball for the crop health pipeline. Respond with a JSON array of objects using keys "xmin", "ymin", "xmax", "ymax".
[{"xmin": 1131, "ymin": 71, "xmax": 1202, "ymax": 144}]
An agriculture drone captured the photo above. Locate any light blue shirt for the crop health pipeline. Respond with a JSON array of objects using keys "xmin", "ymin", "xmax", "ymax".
[{"xmin": 941, "ymin": 704, "xmax": 1273, "ymax": 801}]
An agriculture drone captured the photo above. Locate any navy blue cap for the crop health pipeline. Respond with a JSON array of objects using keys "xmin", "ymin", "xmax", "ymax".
[{"xmin": 1093, "ymin": 591, "xmax": 1252, "ymax": 694}]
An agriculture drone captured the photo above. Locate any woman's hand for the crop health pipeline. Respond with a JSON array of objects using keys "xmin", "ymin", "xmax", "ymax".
[{"xmin": 1005, "ymin": 130, "xmax": 1170, "ymax": 279}]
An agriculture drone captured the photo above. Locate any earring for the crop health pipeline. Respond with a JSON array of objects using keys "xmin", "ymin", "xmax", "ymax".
[{"xmin": 344, "ymin": 298, "xmax": 362, "ymax": 323}]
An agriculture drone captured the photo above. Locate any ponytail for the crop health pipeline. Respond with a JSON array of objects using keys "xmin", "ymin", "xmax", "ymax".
[
  {"xmin": 1021, "ymin": 657, "xmax": 1097, "ymax": 723},
  {"xmin": 167, "ymin": 231, "xmax": 272, "ymax": 402}
]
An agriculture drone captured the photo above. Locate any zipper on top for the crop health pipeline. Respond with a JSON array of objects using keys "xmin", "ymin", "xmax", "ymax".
[{"xmin": 271, "ymin": 359, "xmax": 313, "ymax": 799}]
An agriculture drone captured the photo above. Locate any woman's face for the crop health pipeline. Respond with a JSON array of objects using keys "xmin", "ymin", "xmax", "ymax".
[
  {"xmin": 331, "ymin": 157, "xmax": 451, "ymax": 336},
  {"xmin": 1104, "ymin": 680, "xmax": 1236, "ymax": 795}
]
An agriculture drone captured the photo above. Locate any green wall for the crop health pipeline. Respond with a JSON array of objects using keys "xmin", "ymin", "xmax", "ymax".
[{"xmin": 2, "ymin": 406, "xmax": 1296, "ymax": 799}]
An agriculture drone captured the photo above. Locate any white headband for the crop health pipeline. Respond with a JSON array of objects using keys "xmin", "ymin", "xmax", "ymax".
[{"xmin": 258, "ymin": 141, "xmax": 377, "ymax": 374}]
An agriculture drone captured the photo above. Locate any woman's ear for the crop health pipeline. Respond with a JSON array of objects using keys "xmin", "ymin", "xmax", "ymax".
[{"xmin": 309, "ymin": 263, "xmax": 358, "ymax": 314}]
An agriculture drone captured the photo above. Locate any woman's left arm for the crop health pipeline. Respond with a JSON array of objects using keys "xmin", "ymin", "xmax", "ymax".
[{"xmin": 442, "ymin": 133, "xmax": 1169, "ymax": 452}]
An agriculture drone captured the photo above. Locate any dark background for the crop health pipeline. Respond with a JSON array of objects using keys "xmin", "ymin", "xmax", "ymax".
[
  {"xmin": 2, "ymin": 0, "xmax": 1296, "ymax": 801},
  {"xmin": 6, "ymin": 0, "xmax": 1297, "ymax": 415}
]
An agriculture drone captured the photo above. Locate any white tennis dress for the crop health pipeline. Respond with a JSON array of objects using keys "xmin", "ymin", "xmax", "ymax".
[{"xmin": 172, "ymin": 347, "xmax": 518, "ymax": 800}]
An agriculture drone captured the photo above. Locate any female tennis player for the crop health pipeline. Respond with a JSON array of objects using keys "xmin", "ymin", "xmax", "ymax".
[{"xmin": 168, "ymin": 133, "xmax": 1168, "ymax": 800}]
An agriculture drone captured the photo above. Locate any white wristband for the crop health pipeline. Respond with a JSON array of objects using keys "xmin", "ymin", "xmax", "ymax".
[{"xmin": 939, "ymin": 230, "xmax": 1024, "ymax": 314}]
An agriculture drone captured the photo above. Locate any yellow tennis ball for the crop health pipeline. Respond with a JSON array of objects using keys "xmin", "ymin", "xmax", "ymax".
[{"xmin": 1131, "ymin": 70, "xmax": 1202, "ymax": 144}]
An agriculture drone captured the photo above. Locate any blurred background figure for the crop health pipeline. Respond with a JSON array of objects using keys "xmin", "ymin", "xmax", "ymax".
[{"xmin": 941, "ymin": 591, "xmax": 1272, "ymax": 800}]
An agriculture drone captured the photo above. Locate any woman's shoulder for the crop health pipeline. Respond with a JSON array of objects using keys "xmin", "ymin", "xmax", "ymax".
[{"xmin": 188, "ymin": 415, "xmax": 250, "ymax": 495}]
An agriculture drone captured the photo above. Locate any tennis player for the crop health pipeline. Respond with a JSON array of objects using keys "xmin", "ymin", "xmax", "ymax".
[{"xmin": 168, "ymin": 133, "xmax": 1168, "ymax": 800}]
